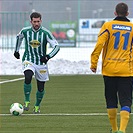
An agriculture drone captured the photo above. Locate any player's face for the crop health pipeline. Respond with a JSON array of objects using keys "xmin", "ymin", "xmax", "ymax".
[{"xmin": 31, "ymin": 17, "xmax": 42, "ymax": 30}]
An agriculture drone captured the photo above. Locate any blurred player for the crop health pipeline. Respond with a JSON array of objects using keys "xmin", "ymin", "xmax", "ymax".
[
  {"xmin": 90, "ymin": 3, "xmax": 133, "ymax": 133},
  {"xmin": 14, "ymin": 12, "xmax": 60, "ymax": 113}
]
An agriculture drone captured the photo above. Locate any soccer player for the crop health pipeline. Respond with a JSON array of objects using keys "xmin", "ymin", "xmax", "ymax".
[
  {"xmin": 14, "ymin": 12, "xmax": 60, "ymax": 113},
  {"xmin": 90, "ymin": 3, "xmax": 133, "ymax": 133}
]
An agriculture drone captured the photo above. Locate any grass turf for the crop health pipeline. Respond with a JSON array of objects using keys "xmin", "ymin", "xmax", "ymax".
[{"xmin": 0, "ymin": 75, "xmax": 132, "ymax": 133}]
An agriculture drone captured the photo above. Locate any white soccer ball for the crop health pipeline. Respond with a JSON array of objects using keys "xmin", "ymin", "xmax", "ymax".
[{"xmin": 10, "ymin": 103, "xmax": 24, "ymax": 116}]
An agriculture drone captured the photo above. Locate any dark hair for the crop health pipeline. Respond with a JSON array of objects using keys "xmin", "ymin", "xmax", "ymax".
[
  {"xmin": 115, "ymin": 3, "xmax": 128, "ymax": 16},
  {"xmin": 30, "ymin": 12, "xmax": 42, "ymax": 20}
]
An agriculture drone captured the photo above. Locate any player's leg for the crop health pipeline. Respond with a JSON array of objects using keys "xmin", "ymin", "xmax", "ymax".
[
  {"xmin": 24, "ymin": 70, "xmax": 34, "ymax": 101},
  {"xmin": 22, "ymin": 61, "xmax": 35, "ymax": 111},
  {"xmin": 33, "ymin": 80, "xmax": 45, "ymax": 113},
  {"xmin": 103, "ymin": 76, "xmax": 118, "ymax": 133},
  {"xmin": 33, "ymin": 64, "xmax": 49, "ymax": 113},
  {"xmin": 23, "ymin": 69, "xmax": 34, "ymax": 111},
  {"xmin": 118, "ymin": 77, "xmax": 132, "ymax": 133}
]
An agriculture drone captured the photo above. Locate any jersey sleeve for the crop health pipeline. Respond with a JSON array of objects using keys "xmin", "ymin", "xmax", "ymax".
[
  {"xmin": 15, "ymin": 30, "xmax": 24, "ymax": 52},
  {"xmin": 46, "ymin": 31, "xmax": 60, "ymax": 58},
  {"xmin": 90, "ymin": 23, "xmax": 109, "ymax": 69}
]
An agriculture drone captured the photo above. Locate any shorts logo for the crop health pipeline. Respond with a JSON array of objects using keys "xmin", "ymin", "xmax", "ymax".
[
  {"xmin": 40, "ymin": 70, "xmax": 46, "ymax": 74},
  {"xmin": 112, "ymin": 24, "xmax": 132, "ymax": 31},
  {"xmin": 23, "ymin": 61, "xmax": 32, "ymax": 65},
  {"xmin": 29, "ymin": 40, "xmax": 40, "ymax": 48}
]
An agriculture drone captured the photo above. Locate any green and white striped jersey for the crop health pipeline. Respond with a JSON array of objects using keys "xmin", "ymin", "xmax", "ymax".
[{"xmin": 15, "ymin": 26, "xmax": 60, "ymax": 65}]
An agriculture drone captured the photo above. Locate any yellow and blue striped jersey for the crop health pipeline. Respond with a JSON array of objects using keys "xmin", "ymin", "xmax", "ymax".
[{"xmin": 91, "ymin": 17, "xmax": 133, "ymax": 76}]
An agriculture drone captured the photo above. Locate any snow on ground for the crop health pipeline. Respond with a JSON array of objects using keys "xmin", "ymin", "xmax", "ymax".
[{"xmin": 0, "ymin": 48, "xmax": 102, "ymax": 75}]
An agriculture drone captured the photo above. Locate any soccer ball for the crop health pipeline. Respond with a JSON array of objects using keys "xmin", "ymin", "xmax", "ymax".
[{"xmin": 10, "ymin": 103, "xmax": 24, "ymax": 116}]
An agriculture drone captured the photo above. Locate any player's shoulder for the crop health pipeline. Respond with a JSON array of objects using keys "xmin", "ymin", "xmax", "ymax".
[
  {"xmin": 41, "ymin": 26, "xmax": 50, "ymax": 32},
  {"xmin": 41, "ymin": 26, "xmax": 53, "ymax": 35},
  {"xmin": 21, "ymin": 26, "xmax": 32, "ymax": 32},
  {"xmin": 103, "ymin": 20, "xmax": 114, "ymax": 25}
]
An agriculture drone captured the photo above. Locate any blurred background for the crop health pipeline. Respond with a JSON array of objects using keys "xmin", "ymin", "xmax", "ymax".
[
  {"xmin": 0, "ymin": 0, "xmax": 133, "ymax": 74},
  {"xmin": 0, "ymin": 0, "xmax": 133, "ymax": 49}
]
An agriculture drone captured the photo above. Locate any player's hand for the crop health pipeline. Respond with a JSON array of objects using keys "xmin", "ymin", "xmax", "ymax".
[
  {"xmin": 40, "ymin": 55, "xmax": 50, "ymax": 64},
  {"xmin": 90, "ymin": 68, "xmax": 96, "ymax": 73},
  {"xmin": 14, "ymin": 51, "xmax": 20, "ymax": 59}
]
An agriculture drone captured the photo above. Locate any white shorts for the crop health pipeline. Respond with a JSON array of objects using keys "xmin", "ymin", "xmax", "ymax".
[{"xmin": 22, "ymin": 61, "xmax": 49, "ymax": 82}]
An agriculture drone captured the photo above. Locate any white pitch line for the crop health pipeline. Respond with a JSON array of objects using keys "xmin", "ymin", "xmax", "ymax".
[
  {"xmin": 0, "ymin": 113, "xmax": 108, "ymax": 116},
  {"xmin": 0, "ymin": 113, "xmax": 133, "ymax": 116},
  {"xmin": 0, "ymin": 77, "xmax": 24, "ymax": 84}
]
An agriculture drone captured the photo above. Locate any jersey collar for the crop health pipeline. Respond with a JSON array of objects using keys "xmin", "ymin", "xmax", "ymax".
[
  {"xmin": 114, "ymin": 16, "xmax": 130, "ymax": 22},
  {"xmin": 31, "ymin": 26, "xmax": 42, "ymax": 32}
]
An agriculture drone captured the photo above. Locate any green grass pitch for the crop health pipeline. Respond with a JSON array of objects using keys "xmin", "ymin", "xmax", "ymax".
[{"xmin": 0, "ymin": 75, "xmax": 132, "ymax": 133}]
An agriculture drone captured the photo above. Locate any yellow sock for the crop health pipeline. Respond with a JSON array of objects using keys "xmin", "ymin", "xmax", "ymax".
[
  {"xmin": 119, "ymin": 110, "xmax": 130, "ymax": 132},
  {"xmin": 107, "ymin": 108, "xmax": 118, "ymax": 132}
]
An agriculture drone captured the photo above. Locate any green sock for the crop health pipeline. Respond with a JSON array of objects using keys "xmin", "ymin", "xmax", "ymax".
[
  {"xmin": 24, "ymin": 83, "xmax": 32, "ymax": 102},
  {"xmin": 35, "ymin": 90, "xmax": 45, "ymax": 106}
]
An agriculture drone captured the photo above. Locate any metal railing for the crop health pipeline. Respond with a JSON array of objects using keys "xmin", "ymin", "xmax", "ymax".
[
  {"xmin": 0, "ymin": 12, "xmax": 30, "ymax": 50},
  {"xmin": 0, "ymin": 12, "xmax": 98, "ymax": 50}
]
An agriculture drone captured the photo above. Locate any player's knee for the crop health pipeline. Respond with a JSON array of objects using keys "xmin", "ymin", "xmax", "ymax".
[
  {"xmin": 37, "ymin": 80, "xmax": 45, "ymax": 92},
  {"xmin": 38, "ymin": 88, "xmax": 44, "ymax": 92},
  {"xmin": 24, "ymin": 70, "xmax": 33, "ymax": 84},
  {"xmin": 38, "ymin": 82, "xmax": 44, "ymax": 92}
]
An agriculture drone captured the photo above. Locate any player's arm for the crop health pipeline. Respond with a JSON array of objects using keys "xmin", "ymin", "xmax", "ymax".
[
  {"xmin": 14, "ymin": 31, "xmax": 24, "ymax": 59},
  {"xmin": 46, "ymin": 32, "xmax": 60, "ymax": 58},
  {"xmin": 40, "ymin": 32, "xmax": 60, "ymax": 64},
  {"xmin": 90, "ymin": 23, "xmax": 109, "ymax": 72}
]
